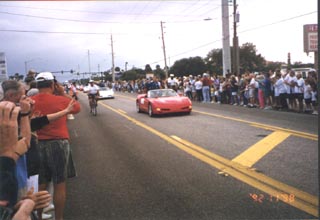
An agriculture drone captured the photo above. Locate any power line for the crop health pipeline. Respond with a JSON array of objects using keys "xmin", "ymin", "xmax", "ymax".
[
  {"xmin": 0, "ymin": 29, "xmax": 109, "ymax": 35},
  {"xmin": 1, "ymin": 11, "xmax": 314, "ymax": 38},
  {"xmin": 0, "ymin": 1, "xmax": 217, "ymax": 20},
  {"xmin": 238, "ymin": 11, "xmax": 317, "ymax": 34},
  {"xmin": 0, "ymin": 11, "xmax": 122, "ymax": 24},
  {"xmin": 148, "ymin": 11, "xmax": 317, "ymax": 66}
]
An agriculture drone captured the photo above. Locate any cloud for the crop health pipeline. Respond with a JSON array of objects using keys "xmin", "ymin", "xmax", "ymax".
[{"xmin": 0, "ymin": 0, "xmax": 317, "ymax": 81}]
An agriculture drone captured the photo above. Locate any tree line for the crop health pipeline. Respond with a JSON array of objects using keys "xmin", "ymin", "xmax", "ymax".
[{"xmin": 11, "ymin": 42, "xmax": 313, "ymax": 82}]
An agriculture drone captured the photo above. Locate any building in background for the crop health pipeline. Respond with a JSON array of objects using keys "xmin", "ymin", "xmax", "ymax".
[{"xmin": 0, "ymin": 52, "xmax": 8, "ymax": 83}]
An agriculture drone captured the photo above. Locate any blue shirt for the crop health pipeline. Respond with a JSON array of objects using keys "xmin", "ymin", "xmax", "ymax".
[{"xmin": 15, "ymin": 155, "xmax": 28, "ymax": 190}]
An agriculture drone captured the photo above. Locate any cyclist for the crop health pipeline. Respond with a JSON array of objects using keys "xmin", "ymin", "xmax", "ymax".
[{"xmin": 87, "ymin": 80, "xmax": 100, "ymax": 108}]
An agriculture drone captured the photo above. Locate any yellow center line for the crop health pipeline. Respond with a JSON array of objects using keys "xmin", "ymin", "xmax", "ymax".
[
  {"xmin": 171, "ymin": 136, "xmax": 318, "ymax": 217},
  {"xmin": 117, "ymin": 109, "xmax": 127, "ymax": 114},
  {"xmin": 99, "ymin": 101, "xmax": 318, "ymax": 217},
  {"xmin": 232, "ymin": 131, "xmax": 291, "ymax": 167}
]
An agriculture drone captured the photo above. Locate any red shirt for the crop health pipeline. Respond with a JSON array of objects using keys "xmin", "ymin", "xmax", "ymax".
[
  {"xmin": 31, "ymin": 93, "xmax": 81, "ymax": 140},
  {"xmin": 202, "ymin": 77, "xmax": 212, "ymax": 86}
]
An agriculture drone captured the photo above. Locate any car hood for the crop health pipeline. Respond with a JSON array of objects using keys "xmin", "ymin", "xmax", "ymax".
[{"xmin": 151, "ymin": 97, "xmax": 190, "ymax": 104}]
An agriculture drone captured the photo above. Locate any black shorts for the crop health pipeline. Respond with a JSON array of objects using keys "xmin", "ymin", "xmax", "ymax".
[
  {"xmin": 287, "ymin": 93, "xmax": 295, "ymax": 100},
  {"xmin": 38, "ymin": 140, "xmax": 76, "ymax": 184},
  {"xmin": 88, "ymin": 94, "xmax": 97, "ymax": 99},
  {"xmin": 304, "ymin": 98, "xmax": 312, "ymax": 104},
  {"xmin": 296, "ymin": 93, "xmax": 303, "ymax": 101}
]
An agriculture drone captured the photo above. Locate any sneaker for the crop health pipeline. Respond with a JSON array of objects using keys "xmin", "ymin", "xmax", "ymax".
[
  {"xmin": 44, "ymin": 204, "xmax": 54, "ymax": 213},
  {"xmin": 217, "ymin": 101, "xmax": 221, "ymax": 104},
  {"xmin": 312, "ymin": 111, "xmax": 318, "ymax": 115},
  {"xmin": 42, "ymin": 213, "xmax": 53, "ymax": 219}
]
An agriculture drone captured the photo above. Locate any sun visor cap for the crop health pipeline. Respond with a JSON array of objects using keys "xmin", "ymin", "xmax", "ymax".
[{"xmin": 35, "ymin": 72, "xmax": 55, "ymax": 82}]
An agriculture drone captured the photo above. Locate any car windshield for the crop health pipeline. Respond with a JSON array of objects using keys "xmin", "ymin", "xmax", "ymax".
[
  {"xmin": 99, "ymin": 87, "xmax": 108, "ymax": 91},
  {"xmin": 148, "ymin": 89, "xmax": 177, "ymax": 98}
]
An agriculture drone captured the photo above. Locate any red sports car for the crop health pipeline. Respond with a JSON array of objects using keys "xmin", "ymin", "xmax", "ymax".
[{"xmin": 136, "ymin": 89, "xmax": 192, "ymax": 117}]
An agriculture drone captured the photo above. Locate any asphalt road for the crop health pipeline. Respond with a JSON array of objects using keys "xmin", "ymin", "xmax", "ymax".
[{"xmin": 64, "ymin": 91, "xmax": 318, "ymax": 220}]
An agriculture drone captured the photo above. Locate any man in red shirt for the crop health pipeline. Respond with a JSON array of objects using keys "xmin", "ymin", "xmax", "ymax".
[{"xmin": 31, "ymin": 72, "xmax": 80, "ymax": 220}]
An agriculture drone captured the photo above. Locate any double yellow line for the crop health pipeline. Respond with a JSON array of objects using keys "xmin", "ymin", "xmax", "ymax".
[
  {"xmin": 99, "ymin": 101, "xmax": 318, "ymax": 217},
  {"xmin": 171, "ymin": 135, "xmax": 318, "ymax": 217}
]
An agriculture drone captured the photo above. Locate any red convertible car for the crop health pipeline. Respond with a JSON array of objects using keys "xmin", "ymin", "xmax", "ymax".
[{"xmin": 136, "ymin": 89, "xmax": 192, "ymax": 117}]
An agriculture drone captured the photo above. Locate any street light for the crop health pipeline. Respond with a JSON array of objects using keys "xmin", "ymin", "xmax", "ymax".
[{"xmin": 24, "ymin": 58, "xmax": 39, "ymax": 75}]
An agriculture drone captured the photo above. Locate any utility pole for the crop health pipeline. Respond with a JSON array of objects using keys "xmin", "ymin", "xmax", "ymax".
[
  {"xmin": 88, "ymin": 50, "xmax": 91, "ymax": 77},
  {"xmin": 233, "ymin": 0, "xmax": 240, "ymax": 75},
  {"xmin": 221, "ymin": 0, "xmax": 231, "ymax": 77},
  {"xmin": 161, "ymin": 21, "xmax": 168, "ymax": 79},
  {"xmin": 111, "ymin": 34, "xmax": 115, "ymax": 82}
]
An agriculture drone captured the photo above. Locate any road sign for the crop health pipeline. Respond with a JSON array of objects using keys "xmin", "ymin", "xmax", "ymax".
[{"xmin": 304, "ymin": 24, "xmax": 318, "ymax": 53}]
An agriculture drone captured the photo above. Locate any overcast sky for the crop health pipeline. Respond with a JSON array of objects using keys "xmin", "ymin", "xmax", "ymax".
[{"xmin": 0, "ymin": 0, "xmax": 317, "ymax": 82}]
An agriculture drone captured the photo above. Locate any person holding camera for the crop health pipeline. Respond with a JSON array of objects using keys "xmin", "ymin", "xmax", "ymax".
[
  {"xmin": 0, "ymin": 93, "xmax": 51, "ymax": 220},
  {"xmin": 1, "ymin": 80, "xmax": 34, "ymax": 201},
  {"xmin": 31, "ymin": 72, "xmax": 80, "ymax": 220}
]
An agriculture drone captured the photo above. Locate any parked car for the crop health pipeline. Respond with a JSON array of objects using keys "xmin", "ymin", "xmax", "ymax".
[
  {"xmin": 98, "ymin": 87, "xmax": 114, "ymax": 99},
  {"xmin": 136, "ymin": 89, "xmax": 192, "ymax": 117}
]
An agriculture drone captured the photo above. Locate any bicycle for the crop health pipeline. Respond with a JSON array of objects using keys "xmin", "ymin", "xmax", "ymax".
[{"xmin": 88, "ymin": 94, "xmax": 98, "ymax": 116}]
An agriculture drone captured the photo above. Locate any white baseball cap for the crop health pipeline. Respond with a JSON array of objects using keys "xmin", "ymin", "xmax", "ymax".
[{"xmin": 35, "ymin": 72, "xmax": 54, "ymax": 81}]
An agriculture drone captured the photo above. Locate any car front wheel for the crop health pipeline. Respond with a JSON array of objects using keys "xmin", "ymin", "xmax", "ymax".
[
  {"xmin": 136, "ymin": 102, "xmax": 141, "ymax": 113},
  {"xmin": 148, "ymin": 104, "xmax": 153, "ymax": 117}
]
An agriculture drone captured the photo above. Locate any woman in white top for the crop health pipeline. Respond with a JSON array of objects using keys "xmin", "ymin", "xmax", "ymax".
[
  {"xmin": 194, "ymin": 77, "xmax": 203, "ymax": 102},
  {"xmin": 284, "ymin": 70, "xmax": 297, "ymax": 110},
  {"xmin": 273, "ymin": 73, "xmax": 288, "ymax": 110}
]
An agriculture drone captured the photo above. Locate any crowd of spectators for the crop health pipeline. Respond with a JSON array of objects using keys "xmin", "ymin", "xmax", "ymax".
[
  {"xmin": 1, "ymin": 69, "xmax": 81, "ymax": 220},
  {"xmin": 111, "ymin": 69, "xmax": 318, "ymax": 115}
]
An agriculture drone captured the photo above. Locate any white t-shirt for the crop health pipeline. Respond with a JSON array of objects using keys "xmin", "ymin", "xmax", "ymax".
[
  {"xmin": 303, "ymin": 84, "xmax": 312, "ymax": 99},
  {"xmin": 284, "ymin": 75, "xmax": 297, "ymax": 94},
  {"xmin": 274, "ymin": 78, "xmax": 286, "ymax": 96},
  {"xmin": 219, "ymin": 82, "xmax": 225, "ymax": 92},
  {"xmin": 195, "ymin": 80, "xmax": 203, "ymax": 90},
  {"xmin": 294, "ymin": 78, "xmax": 304, "ymax": 94},
  {"xmin": 88, "ymin": 84, "xmax": 99, "ymax": 95},
  {"xmin": 249, "ymin": 78, "xmax": 256, "ymax": 91},
  {"xmin": 167, "ymin": 77, "xmax": 178, "ymax": 86}
]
